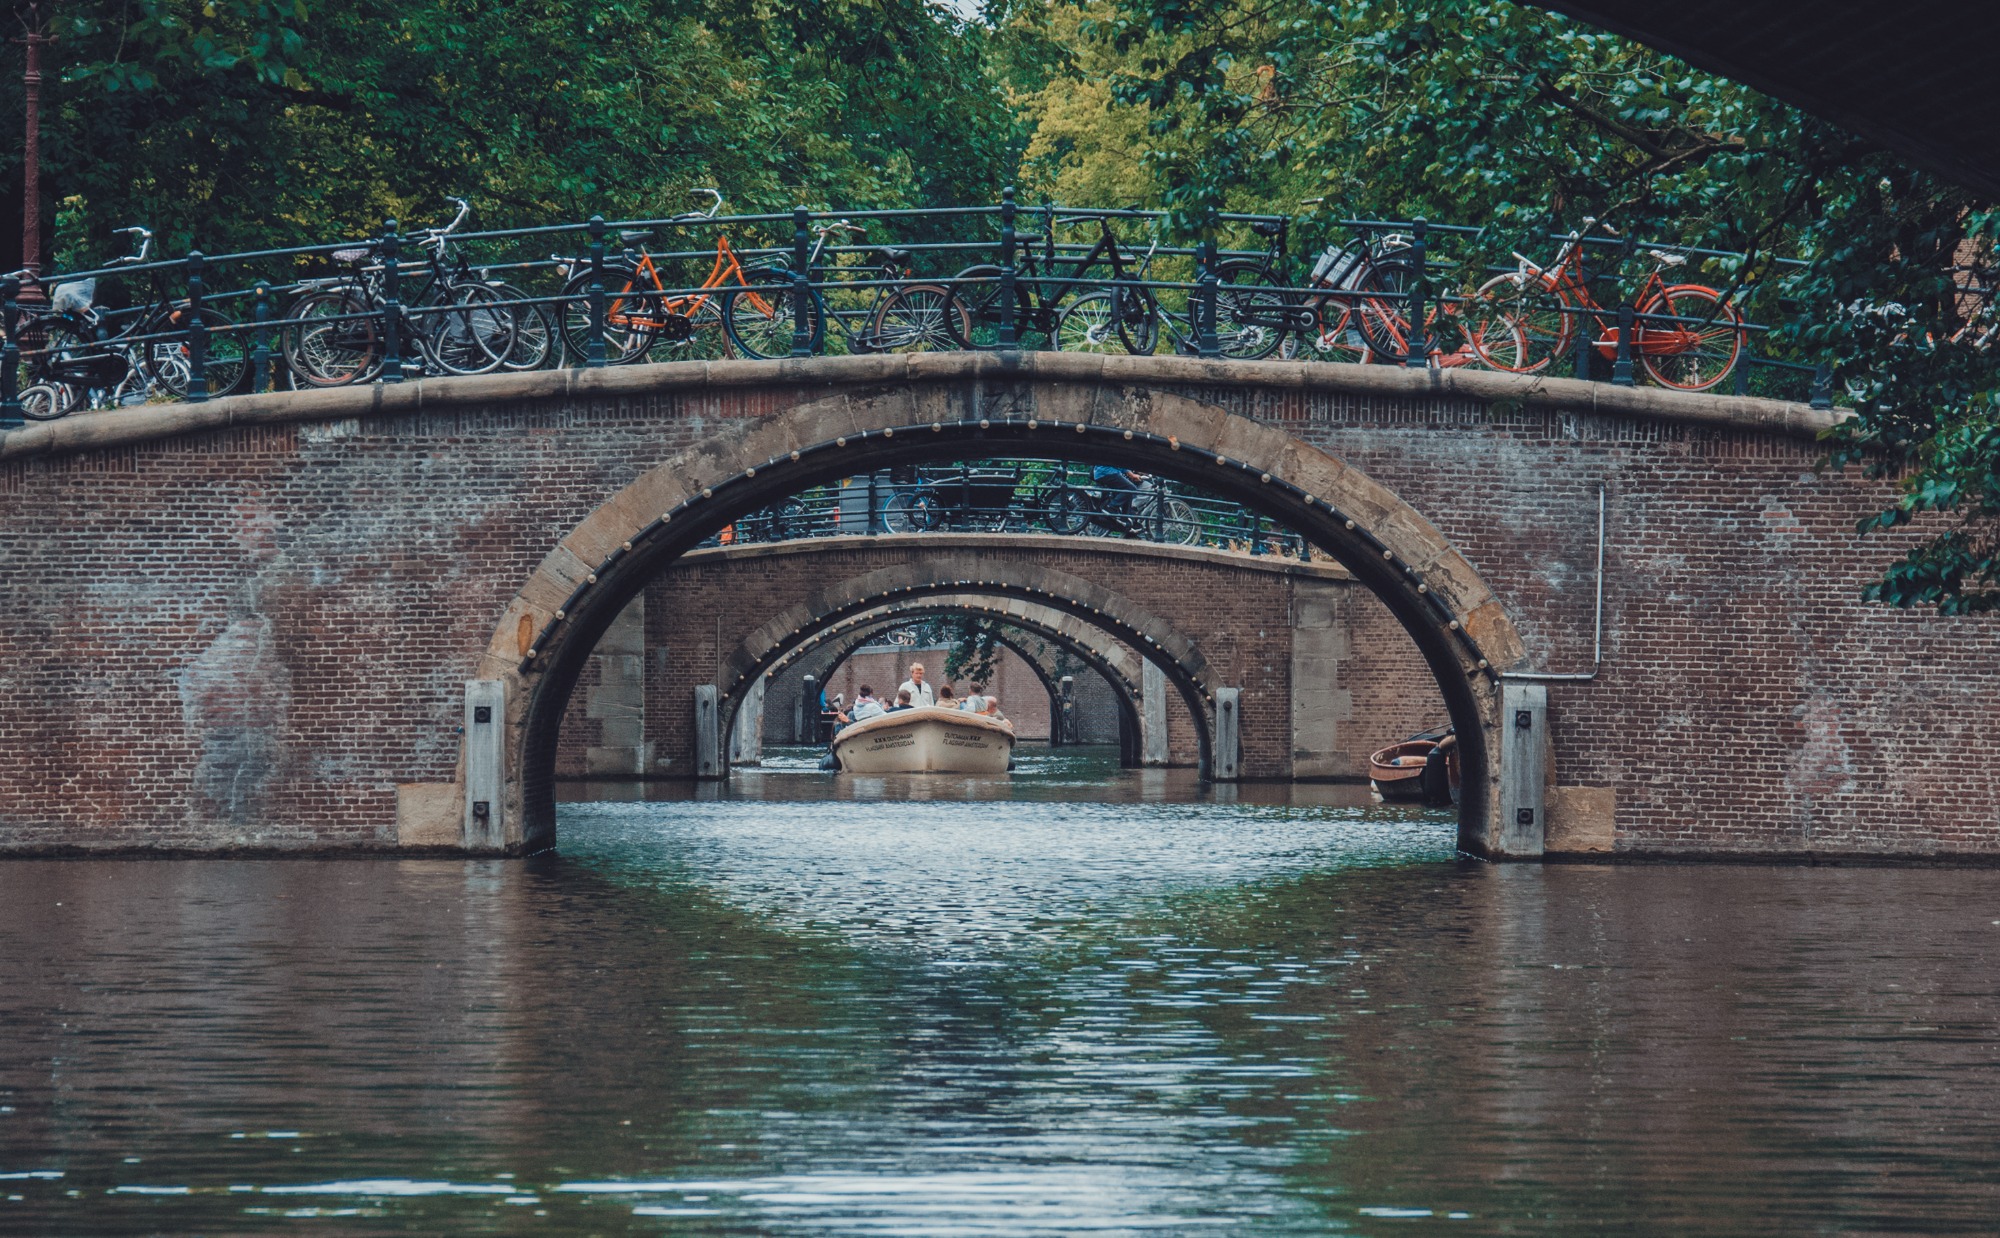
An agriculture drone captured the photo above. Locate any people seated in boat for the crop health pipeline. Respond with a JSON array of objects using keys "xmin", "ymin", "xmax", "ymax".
[
  {"xmin": 961, "ymin": 682, "xmax": 990, "ymax": 713},
  {"xmin": 885, "ymin": 688, "xmax": 915, "ymax": 713},
  {"xmin": 937, "ymin": 685, "xmax": 957, "ymax": 708},
  {"xmin": 899, "ymin": 662, "xmax": 936, "ymax": 708},
  {"xmin": 983, "ymin": 695, "xmax": 1009, "ymax": 725},
  {"xmin": 849, "ymin": 686, "xmax": 885, "ymax": 722}
]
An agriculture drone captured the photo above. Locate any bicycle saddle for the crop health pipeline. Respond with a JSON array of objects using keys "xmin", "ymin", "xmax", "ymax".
[
  {"xmin": 876, "ymin": 247, "xmax": 911, "ymax": 264},
  {"xmin": 330, "ymin": 247, "xmax": 372, "ymax": 265},
  {"xmin": 618, "ymin": 229, "xmax": 654, "ymax": 244},
  {"xmin": 1250, "ymin": 220, "xmax": 1284, "ymax": 237},
  {"xmin": 1647, "ymin": 248, "xmax": 1688, "ymax": 267}
]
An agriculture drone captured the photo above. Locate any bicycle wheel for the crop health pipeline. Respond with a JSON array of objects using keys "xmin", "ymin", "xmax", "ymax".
[
  {"xmin": 1459, "ymin": 308, "xmax": 1530, "ymax": 372},
  {"xmin": 559, "ymin": 266, "xmax": 655, "ymax": 364},
  {"xmin": 486, "ymin": 282, "xmax": 557, "ymax": 371},
  {"xmin": 867, "ymin": 283, "xmax": 971, "ymax": 353},
  {"xmin": 18, "ymin": 382, "xmax": 73, "ymax": 420},
  {"xmin": 1639, "ymin": 285, "xmax": 1745, "ymax": 392},
  {"xmin": 722, "ymin": 281, "xmax": 825, "ymax": 359},
  {"xmin": 1054, "ymin": 291, "xmax": 1124, "ymax": 353},
  {"xmin": 1289, "ymin": 298, "xmax": 1374, "ymax": 364},
  {"xmin": 645, "ymin": 297, "xmax": 732, "ymax": 363},
  {"xmin": 883, "ymin": 490, "xmax": 942, "ymax": 533},
  {"xmin": 1469, "ymin": 272, "xmax": 1571, "ymax": 372},
  {"xmin": 1114, "ymin": 286, "xmax": 1160, "ymax": 355},
  {"xmin": 421, "ymin": 283, "xmax": 516, "ymax": 376},
  {"xmin": 1213, "ymin": 260, "xmax": 1289, "ymax": 360},
  {"xmin": 946, "ymin": 265, "xmax": 1036, "ymax": 349},
  {"xmin": 139, "ymin": 306, "xmax": 250, "ymax": 399},
  {"xmin": 283, "ymin": 290, "xmax": 382, "ymax": 387},
  {"xmin": 1158, "ymin": 495, "xmax": 1202, "ymax": 545},
  {"xmin": 1351, "ymin": 259, "xmax": 1418, "ymax": 360}
]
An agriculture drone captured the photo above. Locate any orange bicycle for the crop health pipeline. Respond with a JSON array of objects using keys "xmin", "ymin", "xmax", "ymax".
[
  {"xmin": 1467, "ymin": 217, "xmax": 1747, "ymax": 390},
  {"xmin": 556, "ymin": 189, "xmax": 771, "ymax": 362}
]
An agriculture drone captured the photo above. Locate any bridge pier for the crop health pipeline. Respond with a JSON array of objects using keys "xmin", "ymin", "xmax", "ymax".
[
  {"xmin": 1141, "ymin": 660, "xmax": 1170, "ymax": 766},
  {"xmin": 1212, "ymin": 687, "xmax": 1242, "ymax": 781}
]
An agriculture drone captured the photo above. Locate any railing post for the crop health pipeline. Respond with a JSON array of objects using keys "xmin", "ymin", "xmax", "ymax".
[
  {"xmin": 184, "ymin": 252, "xmax": 209, "ymax": 403},
  {"xmin": 1250, "ymin": 512, "xmax": 1265, "ymax": 555},
  {"xmin": 867, "ymin": 471, "xmax": 883, "ymax": 534},
  {"xmin": 0, "ymin": 277, "xmax": 21, "ymax": 428},
  {"xmin": 250, "ymin": 280, "xmax": 272, "ymax": 394},
  {"xmin": 586, "ymin": 215, "xmax": 609, "ymax": 368},
  {"xmin": 379, "ymin": 219, "xmax": 404, "ymax": 383},
  {"xmin": 1733, "ymin": 337, "xmax": 1752, "ymax": 396},
  {"xmin": 1405, "ymin": 217, "xmax": 1428, "ymax": 368},
  {"xmin": 1810, "ymin": 362, "xmax": 1833, "ymax": 410},
  {"xmin": 998, "ymin": 187, "xmax": 1019, "ymax": 350},
  {"xmin": 1197, "ymin": 237, "xmax": 1220, "ymax": 358},
  {"xmin": 1151, "ymin": 476, "xmax": 1166, "ymax": 540},
  {"xmin": 1573, "ymin": 306, "xmax": 1593, "ymax": 380},
  {"xmin": 791, "ymin": 206, "xmax": 812, "ymax": 358},
  {"xmin": 1612, "ymin": 302, "xmax": 1635, "ymax": 386}
]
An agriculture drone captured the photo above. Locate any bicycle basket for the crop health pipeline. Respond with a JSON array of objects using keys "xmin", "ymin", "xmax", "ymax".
[{"xmin": 1310, "ymin": 244, "xmax": 1367, "ymax": 290}]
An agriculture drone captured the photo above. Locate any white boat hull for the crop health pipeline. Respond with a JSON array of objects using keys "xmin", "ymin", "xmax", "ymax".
[{"xmin": 833, "ymin": 706, "xmax": 1015, "ymax": 774}]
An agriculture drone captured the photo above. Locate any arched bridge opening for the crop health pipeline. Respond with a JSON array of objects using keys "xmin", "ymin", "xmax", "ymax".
[{"xmin": 500, "ymin": 379, "xmax": 1525, "ymax": 856}]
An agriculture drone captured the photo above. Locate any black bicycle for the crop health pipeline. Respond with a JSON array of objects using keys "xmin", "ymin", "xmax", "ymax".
[{"xmin": 12, "ymin": 227, "xmax": 250, "ymax": 417}]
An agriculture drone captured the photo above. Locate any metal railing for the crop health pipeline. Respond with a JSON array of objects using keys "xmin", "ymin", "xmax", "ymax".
[
  {"xmin": 0, "ymin": 191, "xmax": 1840, "ymax": 428},
  {"xmin": 701, "ymin": 460, "xmax": 1318, "ymax": 559}
]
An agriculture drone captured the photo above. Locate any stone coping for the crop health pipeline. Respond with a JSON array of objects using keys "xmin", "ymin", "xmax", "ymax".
[
  {"xmin": 0, "ymin": 352, "xmax": 1842, "ymax": 465},
  {"xmin": 683, "ymin": 532, "xmax": 1354, "ymax": 579}
]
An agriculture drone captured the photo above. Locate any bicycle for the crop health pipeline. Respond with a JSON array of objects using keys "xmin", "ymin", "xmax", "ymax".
[
  {"xmin": 1028, "ymin": 466, "xmax": 1201, "ymax": 544},
  {"xmin": 1467, "ymin": 216, "xmax": 1747, "ymax": 390},
  {"xmin": 556, "ymin": 189, "xmax": 739, "ymax": 363},
  {"xmin": 722, "ymin": 218, "xmax": 967, "ymax": 359},
  {"xmin": 1289, "ymin": 219, "xmax": 1524, "ymax": 370},
  {"xmin": 12, "ymin": 227, "xmax": 251, "ymax": 416},
  {"xmin": 947, "ymin": 208, "xmax": 1157, "ymax": 352},
  {"xmin": 284, "ymin": 198, "xmax": 517, "ymax": 386}
]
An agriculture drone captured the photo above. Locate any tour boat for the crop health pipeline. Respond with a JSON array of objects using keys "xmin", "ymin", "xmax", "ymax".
[
  {"xmin": 1369, "ymin": 728, "xmax": 1460, "ymax": 805},
  {"xmin": 833, "ymin": 705, "xmax": 1016, "ymax": 774}
]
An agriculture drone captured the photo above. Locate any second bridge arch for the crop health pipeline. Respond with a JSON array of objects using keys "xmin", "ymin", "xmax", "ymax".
[{"xmin": 554, "ymin": 533, "xmax": 1442, "ymax": 783}]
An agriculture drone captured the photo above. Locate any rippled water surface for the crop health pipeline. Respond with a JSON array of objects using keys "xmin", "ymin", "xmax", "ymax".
[{"xmin": 4, "ymin": 747, "xmax": 2000, "ymax": 1234}]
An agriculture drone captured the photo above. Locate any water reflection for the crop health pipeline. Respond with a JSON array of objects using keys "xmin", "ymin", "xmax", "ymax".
[{"xmin": 3, "ymin": 749, "xmax": 1998, "ymax": 1233}]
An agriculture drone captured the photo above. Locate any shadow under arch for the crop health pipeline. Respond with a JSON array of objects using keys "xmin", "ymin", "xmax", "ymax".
[
  {"xmin": 747, "ymin": 597, "xmax": 1168, "ymax": 768},
  {"xmin": 485, "ymin": 376, "xmax": 1528, "ymax": 856}
]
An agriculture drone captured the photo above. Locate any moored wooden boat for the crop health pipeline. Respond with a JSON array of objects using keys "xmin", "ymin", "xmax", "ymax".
[
  {"xmin": 833, "ymin": 705, "xmax": 1016, "ymax": 774},
  {"xmin": 1369, "ymin": 739, "xmax": 1435, "ymax": 802}
]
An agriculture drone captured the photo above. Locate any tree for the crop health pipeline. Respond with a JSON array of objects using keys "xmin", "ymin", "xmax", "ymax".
[{"xmin": 1014, "ymin": 0, "xmax": 2000, "ymax": 611}]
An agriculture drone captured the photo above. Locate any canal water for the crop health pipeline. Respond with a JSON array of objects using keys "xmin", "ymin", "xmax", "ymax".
[{"xmin": 4, "ymin": 746, "xmax": 1999, "ymax": 1234}]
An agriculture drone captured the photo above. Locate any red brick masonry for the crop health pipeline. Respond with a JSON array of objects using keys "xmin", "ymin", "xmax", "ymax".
[{"xmin": 0, "ymin": 356, "xmax": 1988, "ymax": 857}]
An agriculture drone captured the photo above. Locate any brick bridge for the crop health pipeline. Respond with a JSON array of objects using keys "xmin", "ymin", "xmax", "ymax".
[
  {"xmin": 553, "ymin": 534, "xmax": 1432, "ymax": 780},
  {"xmin": 0, "ymin": 352, "xmax": 1992, "ymax": 861}
]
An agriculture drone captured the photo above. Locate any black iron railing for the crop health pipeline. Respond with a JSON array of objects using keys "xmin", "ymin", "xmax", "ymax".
[
  {"xmin": 0, "ymin": 192, "xmax": 1841, "ymax": 429},
  {"xmin": 701, "ymin": 460, "xmax": 1316, "ymax": 559}
]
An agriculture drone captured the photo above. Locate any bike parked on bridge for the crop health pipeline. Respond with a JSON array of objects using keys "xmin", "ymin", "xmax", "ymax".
[
  {"xmin": 11, "ymin": 227, "xmax": 250, "ymax": 417},
  {"xmin": 1467, "ymin": 216, "xmax": 1748, "ymax": 390},
  {"xmin": 283, "ymin": 199, "xmax": 518, "ymax": 386}
]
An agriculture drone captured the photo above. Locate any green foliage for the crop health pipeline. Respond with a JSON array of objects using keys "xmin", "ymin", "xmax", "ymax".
[
  {"xmin": 944, "ymin": 616, "xmax": 1003, "ymax": 686},
  {"xmin": 1011, "ymin": 0, "xmax": 2000, "ymax": 613},
  {"xmin": 4, "ymin": 0, "xmax": 1019, "ymax": 262}
]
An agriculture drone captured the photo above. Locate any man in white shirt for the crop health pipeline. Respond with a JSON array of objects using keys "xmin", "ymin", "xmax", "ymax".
[{"xmin": 898, "ymin": 662, "xmax": 936, "ymax": 709}]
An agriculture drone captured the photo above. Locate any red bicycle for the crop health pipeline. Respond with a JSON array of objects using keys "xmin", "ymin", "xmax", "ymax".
[{"xmin": 1468, "ymin": 217, "xmax": 1747, "ymax": 391}]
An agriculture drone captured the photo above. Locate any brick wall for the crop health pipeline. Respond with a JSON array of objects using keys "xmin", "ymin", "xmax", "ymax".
[{"xmin": 0, "ymin": 364, "xmax": 1992, "ymax": 856}]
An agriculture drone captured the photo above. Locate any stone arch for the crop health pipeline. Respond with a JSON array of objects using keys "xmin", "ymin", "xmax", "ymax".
[
  {"xmin": 707, "ymin": 560, "xmax": 1218, "ymax": 772},
  {"xmin": 746, "ymin": 593, "xmax": 1167, "ymax": 766},
  {"xmin": 481, "ymin": 368, "xmax": 1529, "ymax": 855}
]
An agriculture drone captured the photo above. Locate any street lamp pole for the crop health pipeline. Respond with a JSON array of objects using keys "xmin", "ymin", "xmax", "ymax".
[{"xmin": 17, "ymin": 1, "xmax": 47, "ymax": 304}]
